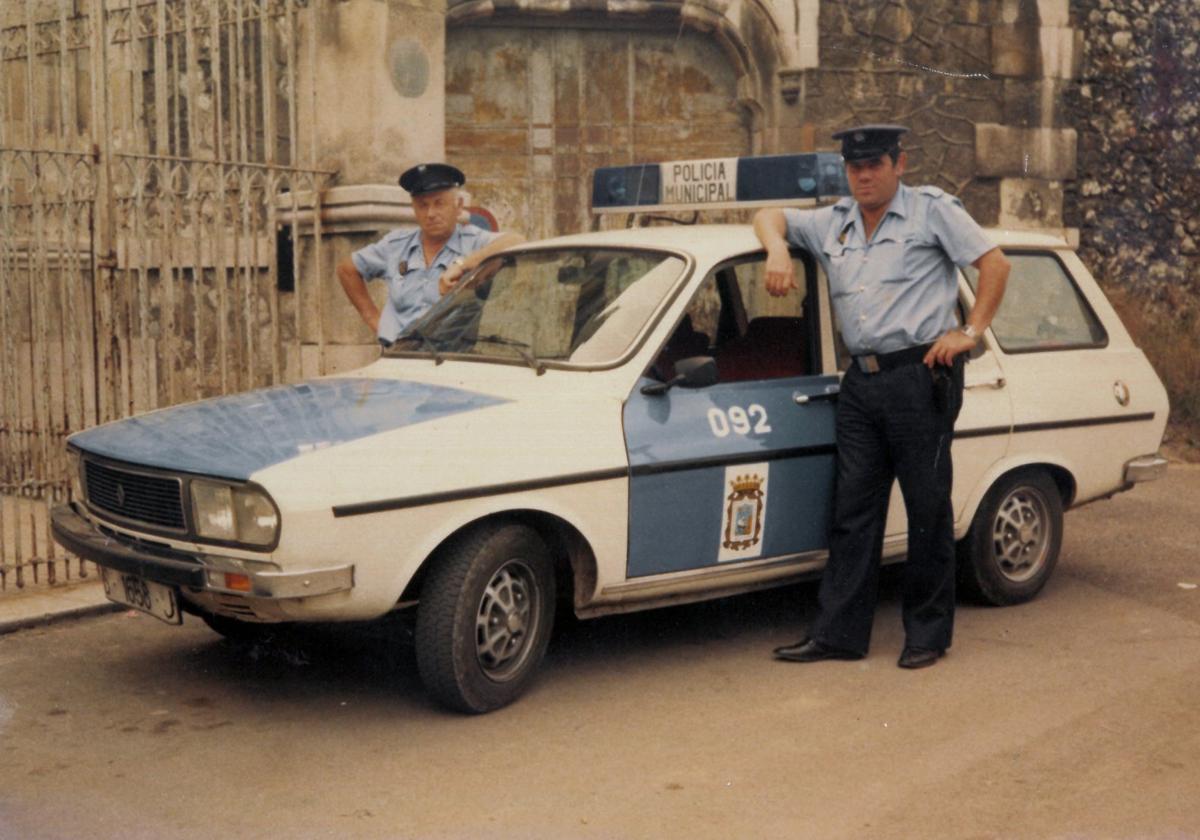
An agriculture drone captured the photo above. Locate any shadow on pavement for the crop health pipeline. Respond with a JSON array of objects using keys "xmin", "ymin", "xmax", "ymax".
[{"xmin": 99, "ymin": 570, "xmax": 922, "ymax": 712}]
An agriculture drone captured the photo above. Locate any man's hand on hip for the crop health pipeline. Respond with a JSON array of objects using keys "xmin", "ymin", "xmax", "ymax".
[{"xmin": 924, "ymin": 329, "xmax": 977, "ymax": 367}]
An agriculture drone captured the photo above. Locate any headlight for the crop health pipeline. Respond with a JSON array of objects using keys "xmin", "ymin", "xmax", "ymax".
[
  {"xmin": 190, "ymin": 479, "xmax": 279, "ymax": 547},
  {"xmin": 67, "ymin": 448, "xmax": 85, "ymax": 503}
]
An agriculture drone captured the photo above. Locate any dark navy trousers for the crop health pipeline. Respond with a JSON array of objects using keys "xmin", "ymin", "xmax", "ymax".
[{"xmin": 810, "ymin": 356, "xmax": 965, "ymax": 655}]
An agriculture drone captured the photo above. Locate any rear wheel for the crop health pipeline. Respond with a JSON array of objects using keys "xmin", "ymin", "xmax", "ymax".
[
  {"xmin": 415, "ymin": 523, "xmax": 556, "ymax": 713},
  {"xmin": 958, "ymin": 468, "xmax": 1063, "ymax": 605}
]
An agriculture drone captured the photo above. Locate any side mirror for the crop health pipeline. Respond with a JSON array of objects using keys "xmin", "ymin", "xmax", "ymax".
[
  {"xmin": 640, "ymin": 356, "xmax": 718, "ymax": 395},
  {"xmin": 675, "ymin": 356, "xmax": 718, "ymax": 387}
]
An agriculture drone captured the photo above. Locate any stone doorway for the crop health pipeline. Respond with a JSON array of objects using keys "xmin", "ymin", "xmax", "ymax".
[{"xmin": 446, "ymin": 26, "xmax": 752, "ymax": 239}]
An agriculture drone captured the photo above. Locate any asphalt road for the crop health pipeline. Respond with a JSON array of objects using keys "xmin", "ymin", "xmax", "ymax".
[{"xmin": 1, "ymin": 466, "xmax": 1198, "ymax": 840}]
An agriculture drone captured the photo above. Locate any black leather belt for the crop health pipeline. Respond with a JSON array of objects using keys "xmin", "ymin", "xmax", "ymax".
[{"xmin": 852, "ymin": 343, "xmax": 934, "ymax": 374}]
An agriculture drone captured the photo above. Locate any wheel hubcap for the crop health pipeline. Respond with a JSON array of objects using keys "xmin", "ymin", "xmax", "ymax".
[
  {"xmin": 475, "ymin": 560, "xmax": 539, "ymax": 681},
  {"xmin": 992, "ymin": 485, "xmax": 1051, "ymax": 583}
]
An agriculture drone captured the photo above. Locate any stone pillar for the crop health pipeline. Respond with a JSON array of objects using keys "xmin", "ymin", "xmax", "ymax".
[
  {"xmin": 308, "ymin": 0, "xmax": 446, "ymax": 182},
  {"xmin": 293, "ymin": 0, "xmax": 450, "ymax": 375},
  {"xmin": 774, "ymin": 0, "xmax": 819, "ymax": 152},
  {"xmin": 977, "ymin": 0, "xmax": 1082, "ymax": 235}
]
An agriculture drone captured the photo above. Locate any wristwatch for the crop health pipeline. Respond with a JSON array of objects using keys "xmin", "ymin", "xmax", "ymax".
[
  {"xmin": 450, "ymin": 257, "xmax": 466, "ymax": 271},
  {"xmin": 960, "ymin": 324, "xmax": 979, "ymax": 342}
]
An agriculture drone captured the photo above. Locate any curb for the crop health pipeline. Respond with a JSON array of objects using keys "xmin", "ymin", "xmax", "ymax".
[
  {"xmin": 0, "ymin": 601, "xmax": 122, "ymax": 636},
  {"xmin": 0, "ymin": 582, "xmax": 123, "ymax": 636}
]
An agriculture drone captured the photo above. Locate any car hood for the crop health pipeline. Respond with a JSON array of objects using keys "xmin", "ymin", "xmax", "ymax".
[{"xmin": 68, "ymin": 378, "xmax": 509, "ymax": 481}]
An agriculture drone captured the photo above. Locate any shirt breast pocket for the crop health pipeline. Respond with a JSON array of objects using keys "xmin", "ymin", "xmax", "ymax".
[
  {"xmin": 387, "ymin": 253, "xmax": 411, "ymax": 280},
  {"xmin": 823, "ymin": 243, "xmax": 856, "ymax": 297},
  {"xmin": 900, "ymin": 234, "xmax": 939, "ymax": 280},
  {"xmin": 871, "ymin": 240, "xmax": 910, "ymax": 284}
]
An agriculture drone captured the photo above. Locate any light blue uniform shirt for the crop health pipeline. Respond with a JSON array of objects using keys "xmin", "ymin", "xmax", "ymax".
[
  {"xmin": 352, "ymin": 223, "xmax": 500, "ymax": 343},
  {"xmin": 784, "ymin": 183, "xmax": 993, "ymax": 356}
]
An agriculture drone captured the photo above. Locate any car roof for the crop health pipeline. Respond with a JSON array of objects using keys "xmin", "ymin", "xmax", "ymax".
[
  {"xmin": 512, "ymin": 225, "xmax": 764, "ymax": 262},
  {"xmin": 511, "ymin": 223, "xmax": 1070, "ymax": 259}
]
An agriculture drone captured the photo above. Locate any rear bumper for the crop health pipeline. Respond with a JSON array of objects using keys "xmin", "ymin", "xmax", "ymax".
[
  {"xmin": 1123, "ymin": 454, "xmax": 1168, "ymax": 485},
  {"xmin": 51, "ymin": 503, "xmax": 353, "ymax": 599}
]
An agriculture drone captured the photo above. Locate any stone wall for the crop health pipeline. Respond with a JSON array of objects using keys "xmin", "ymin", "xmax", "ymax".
[
  {"xmin": 446, "ymin": 26, "xmax": 751, "ymax": 240},
  {"xmin": 1066, "ymin": 0, "xmax": 1199, "ymax": 308},
  {"xmin": 798, "ymin": 0, "xmax": 1004, "ymax": 222}
]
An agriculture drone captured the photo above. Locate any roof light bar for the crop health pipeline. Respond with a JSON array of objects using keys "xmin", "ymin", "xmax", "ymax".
[{"xmin": 591, "ymin": 153, "xmax": 850, "ymax": 214}]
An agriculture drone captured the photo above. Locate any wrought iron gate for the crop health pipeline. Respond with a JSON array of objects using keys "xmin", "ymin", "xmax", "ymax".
[{"xmin": 1, "ymin": 0, "xmax": 331, "ymax": 592}]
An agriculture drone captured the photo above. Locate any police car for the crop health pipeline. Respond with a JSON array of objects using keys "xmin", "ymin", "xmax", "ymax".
[{"xmin": 51, "ymin": 153, "xmax": 1169, "ymax": 713}]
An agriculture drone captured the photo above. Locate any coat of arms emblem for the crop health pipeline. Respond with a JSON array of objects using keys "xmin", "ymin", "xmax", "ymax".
[{"xmin": 723, "ymin": 473, "xmax": 765, "ymax": 551}]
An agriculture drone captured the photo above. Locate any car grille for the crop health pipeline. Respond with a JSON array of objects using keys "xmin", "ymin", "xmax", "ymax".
[{"xmin": 84, "ymin": 459, "xmax": 186, "ymax": 531}]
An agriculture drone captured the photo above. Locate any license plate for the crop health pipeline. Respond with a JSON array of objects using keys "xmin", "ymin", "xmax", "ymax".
[{"xmin": 101, "ymin": 567, "xmax": 182, "ymax": 625}]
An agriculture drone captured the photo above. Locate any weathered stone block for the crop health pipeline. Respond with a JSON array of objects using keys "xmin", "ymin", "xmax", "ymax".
[
  {"xmin": 448, "ymin": 126, "xmax": 529, "ymax": 154},
  {"xmin": 307, "ymin": 0, "xmax": 446, "ymax": 181},
  {"xmin": 975, "ymin": 124, "xmax": 1077, "ymax": 180},
  {"xmin": 1001, "ymin": 78, "xmax": 1073, "ymax": 127},
  {"xmin": 1036, "ymin": 0, "xmax": 1070, "ymax": 28},
  {"xmin": 554, "ymin": 156, "xmax": 581, "ymax": 177},
  {"xmin": 999, "ymin": 177, "xmax": 1065, "ymax": 229},
  {"xmin": 1039, "ymin": 26, "xmax": 1082, "ymax": 79},
  {"xmin": 991, "ymin": 23, "xmax": 1041, "ymax": 78}
]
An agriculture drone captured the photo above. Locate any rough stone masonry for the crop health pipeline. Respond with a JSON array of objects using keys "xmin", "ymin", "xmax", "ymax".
[{"xmin": 1067, "ymin": 0, "xmax": 1200, "ymax": 310}]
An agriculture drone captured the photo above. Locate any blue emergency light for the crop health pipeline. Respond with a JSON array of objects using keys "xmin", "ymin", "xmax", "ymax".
[{"xmin": 591, "ymin": 152, "xmax": 849, "ymax": 212}]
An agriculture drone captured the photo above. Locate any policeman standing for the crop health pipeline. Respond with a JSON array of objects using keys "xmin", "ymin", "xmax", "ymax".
[
  {"xmin": 337, "ymin": 163, "xmax": 524, "ymax": 344},
  {"xmin": 754, "ymin": 126, "xmax": 1010, "ymax": 669}
]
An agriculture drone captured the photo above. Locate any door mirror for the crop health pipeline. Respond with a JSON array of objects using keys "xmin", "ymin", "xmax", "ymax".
[
  {"xmin": 675, "ymin": 356, "xmax": 718, "ymax": 388},
  {"xmin": 641, "ymin": 355, "xmax": 717, "ymax": 395}
]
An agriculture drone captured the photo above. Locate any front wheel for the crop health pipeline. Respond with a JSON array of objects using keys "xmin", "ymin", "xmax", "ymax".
[
  {"xmin": 958, "ymin": 468, "xmax": 1064, "ymax": 606},
  {"xmin": 415, "ymin": 523, "xmax": 556, "ymax": 713}
]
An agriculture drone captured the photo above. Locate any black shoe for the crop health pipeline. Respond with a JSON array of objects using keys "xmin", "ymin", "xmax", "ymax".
[
  {"xmin": 773, "ymin": 638, "xmax": 864, "ymax": 663},
  {"xmin": 897, "ymin": 646, "xmax": 944, "ymax": 669}
]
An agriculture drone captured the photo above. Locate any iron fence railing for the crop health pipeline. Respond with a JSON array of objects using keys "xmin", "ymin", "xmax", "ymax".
[{"xmin": 1, "ymin": 0, "xmax": 330, "ymax": 594}]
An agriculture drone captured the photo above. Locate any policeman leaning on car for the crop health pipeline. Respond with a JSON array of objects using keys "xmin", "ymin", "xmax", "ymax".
[
  {"xmin": 337, "ymin": 163, "xmax": 525, "ymax": 345},
  {"xmin": 754, "ymin": 125, "xmax": 1011, "ymax": 669}
]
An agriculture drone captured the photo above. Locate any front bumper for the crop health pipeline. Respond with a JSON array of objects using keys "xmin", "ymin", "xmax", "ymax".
[
  {"xmin": 50, "ymin": 503, "xmax": 354, "ymax": 599},
  {"xmin": 1123, "ymin": 454, "xmax": 1168, "ymax": 485}
]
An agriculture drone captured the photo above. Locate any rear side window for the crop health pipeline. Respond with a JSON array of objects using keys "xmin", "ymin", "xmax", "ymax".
[{"xmin": 964, "ymin": 252, "xmax": 1107, "ymax": 353}]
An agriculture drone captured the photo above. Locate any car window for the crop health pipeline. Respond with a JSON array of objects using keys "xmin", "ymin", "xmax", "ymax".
[
  {"xmin": 385, "ymin": 248, "xmax": 687, "ymax": 367},
  {"xmin": 963, "ymin": 252, "xmax": 1107, "ymax": 353},
  {"xmin": 649, "ymin": 254, "xmax": 818, "ymax": 382}
]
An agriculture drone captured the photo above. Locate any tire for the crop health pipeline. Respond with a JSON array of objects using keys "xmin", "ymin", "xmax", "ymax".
[
  {"xmin": 957, "ymin": 468, "xmax": 1064, "ymax": 606},
  {"xmin": 200, "ymin": 611, "xmax": 287, "ymax": 643},
  {"xmin": 415, "ymin": 523, "xmax": 556, "ymax": 714}
]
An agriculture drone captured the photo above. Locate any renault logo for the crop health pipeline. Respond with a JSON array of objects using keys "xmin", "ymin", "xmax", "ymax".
[{"xmin": 115, "ymin": 484, "xmax": 126, "ymax": 508}]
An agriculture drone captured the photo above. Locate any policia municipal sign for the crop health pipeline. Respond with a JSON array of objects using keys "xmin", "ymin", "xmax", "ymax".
[{"xmin": 591, "ymin": 152, "xmax": 850, "ymax": 213}]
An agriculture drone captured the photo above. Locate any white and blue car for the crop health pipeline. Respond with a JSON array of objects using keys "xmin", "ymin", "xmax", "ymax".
[{"xmin": 53, "ymin": 155, "xmax": 1169, "ymax": 712}]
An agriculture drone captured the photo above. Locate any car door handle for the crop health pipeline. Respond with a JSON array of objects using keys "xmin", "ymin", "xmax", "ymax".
[
  {"xmin": 965, "ymin": 376, "xmax": 1006, "ymax": 390},
  {"xmin": 794, "ymin": 387, "xmax": 839, "ymax": 405}
]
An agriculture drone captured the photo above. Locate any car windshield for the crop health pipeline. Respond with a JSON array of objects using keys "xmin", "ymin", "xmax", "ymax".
[{"xmin": 383, "ymin": 248, "xmax": 688, "ymax": 367}]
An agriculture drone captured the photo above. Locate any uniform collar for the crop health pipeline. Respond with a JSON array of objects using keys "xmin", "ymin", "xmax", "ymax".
[
  {"xmin": 838, "ymin": 182, "xmax": 909, "ymax": 241},
  {"xmin": 403, "ymin": 224, "xmax": 465, "ymax": 268}
]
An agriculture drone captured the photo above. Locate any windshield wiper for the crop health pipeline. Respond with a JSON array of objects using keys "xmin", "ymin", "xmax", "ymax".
[
  {"xmin": 403, "ymin": 327, "xmax": 444, "ymax": 365},
  {"xmin": 473, "ymin": 334, "xmax": 546, "ymax": 376}
]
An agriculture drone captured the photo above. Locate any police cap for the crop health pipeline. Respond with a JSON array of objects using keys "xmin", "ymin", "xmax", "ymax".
[
  {"xmin": 398, "ymin": 162, "xmax": 465, "ymax": 196},
  {"xmin": 831, "ymin": 125, "xmax": 909, "ymax": 162}
]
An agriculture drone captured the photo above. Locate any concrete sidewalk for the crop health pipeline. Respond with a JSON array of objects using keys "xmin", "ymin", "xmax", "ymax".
[{"xmin": 0, "ymin": 580, "xmax": 119, "ymax": 635}]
